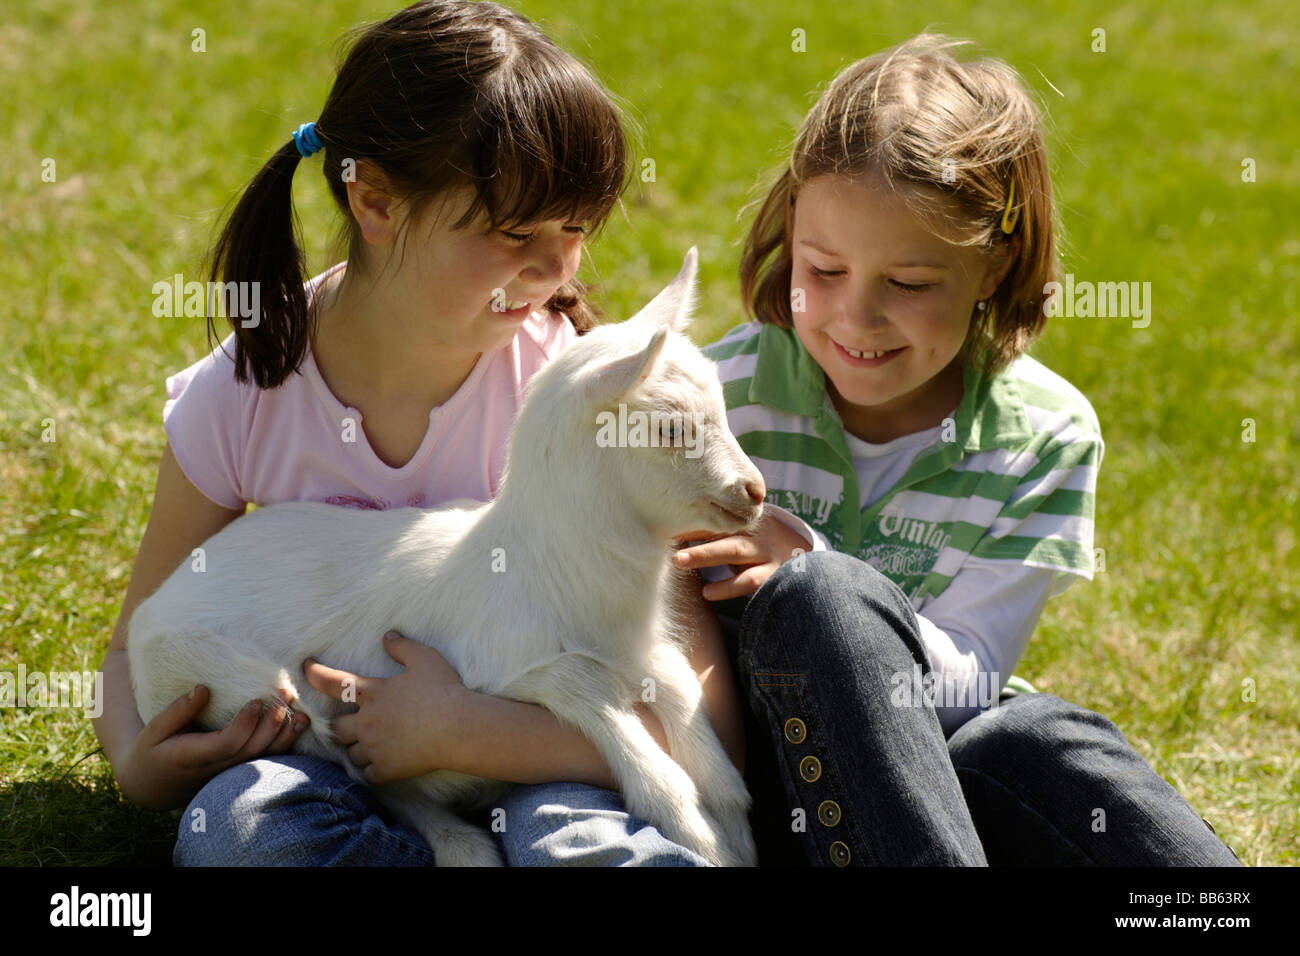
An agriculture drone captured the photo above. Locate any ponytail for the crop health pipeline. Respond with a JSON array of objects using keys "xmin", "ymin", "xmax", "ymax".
[{"xmin": 205, "ymin": 138, "xmax": 315, "ymax": 389}]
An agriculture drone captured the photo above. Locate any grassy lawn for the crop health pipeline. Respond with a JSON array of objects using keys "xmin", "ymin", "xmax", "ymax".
[{"xmin": 2, "ymin": 0, "xmax": 1296, "ymax": 865}]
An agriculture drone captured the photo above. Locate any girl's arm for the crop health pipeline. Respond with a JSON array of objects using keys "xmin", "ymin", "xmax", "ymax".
[
  {"xmin": 94, "ymin": 444, "xmax": 311, "ymax": 809},
  {"xmin": 304, "ymin": 575, "xmax": 746, "ymax": 789}
]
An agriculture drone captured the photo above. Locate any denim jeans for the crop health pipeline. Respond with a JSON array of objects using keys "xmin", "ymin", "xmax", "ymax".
[
  {"xmin": 172, "ymin": 756, "xmax": 710, "ymax": 866},
  {"xmin": 174, "ymin": 551, "xmax": 1241, "ymax": 866},
  {"xmin": 504, "ymin": 552, "xmax": 1240, "ymax": 867},
  {"xmin": 173, "ymin": 754, "xmax": 437, "ymax": 865}
]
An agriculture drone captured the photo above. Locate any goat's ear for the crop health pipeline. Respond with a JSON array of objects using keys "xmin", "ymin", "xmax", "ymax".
[
  {"xmin": 584, "ymin": 327, "xmax": 669, "ymax": 405},
  {"xmin": 627, "ymin": 247, "xmax": 698, "ymax": 334}
]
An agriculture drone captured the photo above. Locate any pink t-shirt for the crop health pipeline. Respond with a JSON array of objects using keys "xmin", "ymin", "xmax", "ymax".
[{"xmin": 163, "ymin": 262, "xmax": 578, "ymax": 511}]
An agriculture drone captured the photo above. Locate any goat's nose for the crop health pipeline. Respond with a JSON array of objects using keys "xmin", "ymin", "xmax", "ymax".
[{"xmin": 746, "ymin": 478, "xmax": 766, "ymax": 506}]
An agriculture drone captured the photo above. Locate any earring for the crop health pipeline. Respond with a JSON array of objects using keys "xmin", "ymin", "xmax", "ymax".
[{"xmin": 976, "ymin": 300, "xmax": 987, "ymax": 311}]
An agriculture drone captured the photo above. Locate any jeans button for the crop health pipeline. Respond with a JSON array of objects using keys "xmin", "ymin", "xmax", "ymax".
[
  {"xmin": 817, "ymin": 800, "xmax": 841, "ymax": 827},
  {"xmin": 784, "ymin": 718, "xmax": 807, "ymax": 744},
  {"xmin": 829, "ymin": 841, "xmax": 851, "ymax": 866},
  {"xmin": 799, "ymin": 755, "xmax": 822, "ymax": 782}
]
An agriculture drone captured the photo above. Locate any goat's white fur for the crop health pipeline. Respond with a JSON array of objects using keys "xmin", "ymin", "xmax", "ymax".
[{"xmin": 128, "ymin": 248, "xmax": 764, "ymax": 866}]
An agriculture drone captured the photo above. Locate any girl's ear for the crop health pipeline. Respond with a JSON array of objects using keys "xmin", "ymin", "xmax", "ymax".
[
  {"xmin": 346, "ymin": 161, "xmax": 401, "ymax": 246},
  {"xmin": 977, "ymin": 234, "xmax": 1022, "ymax": 300}
]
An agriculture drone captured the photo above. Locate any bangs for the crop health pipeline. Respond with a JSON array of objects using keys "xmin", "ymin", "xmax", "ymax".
[{"xmin": 453, "ymin": 50, "xmax": 628, "ymax": 234}]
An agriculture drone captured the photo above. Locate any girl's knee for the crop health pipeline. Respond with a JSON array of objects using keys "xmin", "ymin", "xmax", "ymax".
[
  {"xmin": 174, "ymin": 760, "xmax": 269, "ymax": 866},
  {"xmin": 948, "ymin": 693, "xmax": 1125, "ymax": 775},
  {"xmin": 739, "ymin": 551, "xmax": 923, "ymax": 676},
  {"xmin": 751, "ymin": 550, "xmax": 895, "ymax": 615},
  {"xmin": 173, "ymin": 756, "xmax": 358, "ymax": 866}
]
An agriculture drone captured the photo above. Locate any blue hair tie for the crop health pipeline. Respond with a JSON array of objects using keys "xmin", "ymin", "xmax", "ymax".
[{"xmin": 292, "ymin": 122, "xmax": 324, "ymax": 158}]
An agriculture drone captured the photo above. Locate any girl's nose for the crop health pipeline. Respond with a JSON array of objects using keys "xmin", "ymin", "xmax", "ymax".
[
  {"xmin": 849, "ymin": 284, "xmax": 889, "ymax": 330},
  {"xmin": 836, "ymin": 296, "xmax": 872, "ymax": 329},
  {"xmin": 525, "ymin": 233, "xmax": 580, "ymax": 284}
]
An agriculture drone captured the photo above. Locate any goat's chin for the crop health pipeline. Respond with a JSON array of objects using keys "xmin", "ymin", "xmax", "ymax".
[
  {"xmin": 697, "ymin": 500, "xmax": 763, "ymax": 535},
  {"xmin": 654, "ymin": 521, "xmax": 737, "ymax": 546},
  {"xmin": 652, "ymin": 501, "xmax": 762, "ymax": 544}
]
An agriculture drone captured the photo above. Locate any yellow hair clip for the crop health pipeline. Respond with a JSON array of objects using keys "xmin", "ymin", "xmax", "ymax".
[{"xmin": 1001, "ymin": 179, "xmax": 1021, "ymax": 234}]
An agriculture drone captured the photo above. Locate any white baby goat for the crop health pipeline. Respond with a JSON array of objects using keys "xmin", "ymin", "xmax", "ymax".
[{"xmin": 128, "ymin": 248, "xmax": 764, "ymax": 867}]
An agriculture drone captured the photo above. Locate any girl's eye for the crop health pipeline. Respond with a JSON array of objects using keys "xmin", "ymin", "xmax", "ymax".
[
  {"xmin": 502, "ymin": 224, "xmax": 588, "ymax": 244},
  {"xmin": 809, "ymin": 265, "xmax": 843, "ymax": 278},
  {"xmin": 890, "ymin": 279, "xmax": 934, "ymax": 293}
]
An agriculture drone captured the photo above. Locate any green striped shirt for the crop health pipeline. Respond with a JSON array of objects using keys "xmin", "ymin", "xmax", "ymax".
[{"xmin": 705, "ymin": 320, "xmax": 1104, "ymax": 609}]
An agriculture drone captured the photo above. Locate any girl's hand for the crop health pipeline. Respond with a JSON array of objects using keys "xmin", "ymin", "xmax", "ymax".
[
  {"xmin": 117, "ymin": 685, "xmax": 307, "ymax": 810},
  {"xmin": 302, "ymin": 633, "xmax": 467, "ymax": 786},
  {"xmin": 672, "ymin": 511, "xmax": 811, "ymax": 600}
]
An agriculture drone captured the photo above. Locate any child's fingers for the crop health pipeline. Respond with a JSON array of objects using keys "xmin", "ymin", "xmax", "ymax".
[
  {"xmin": 302, "ymin": 658, "xmax": 369, "ymax": 703},
  {"xmin": 345, "ymin": 739, "xmax": 374, "ymax": 775},
  {"xmin": 380, "ymin": 631, "xmax": 417, "ymax": 666},
  {"xmin": 702, "ymin": 565, "xmax": 769, "ymax": 601},
  {"xmin": 141, "ymin": 684, "xmax": 210, "ymax": 745},
  {"xmin": 674, "ymin": 535, "xmax": 760, "ymax": 570},
  {"xmin": 227, "ymin": 700, "xmax": 275, "ymax": 756},
  {"xmin": 382, "ymin": 634, "xmax": 465, "ymax": 686},
  {"xmin": 228, "ymin": 699, "xmax": 301, "ymax": 763},
  {"xmin": 327, "ymin": 711, "xmax": 357, "ymax": 746},
  {"xmin": 174, "ymin": 698, "xmax": 265, "ymax": 767},
  {"xmin": 262, "ymin": 704, "xmax": 308, "ymax": 755}
]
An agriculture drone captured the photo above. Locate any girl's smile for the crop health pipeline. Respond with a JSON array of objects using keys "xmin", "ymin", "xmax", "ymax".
[
  {"xmin": 496, "ymin": 301, "xmax": 536, "ymax": 320},
  {"xmin": 830, "ymin": 341, "xmax": 907, "ymax": 365}
]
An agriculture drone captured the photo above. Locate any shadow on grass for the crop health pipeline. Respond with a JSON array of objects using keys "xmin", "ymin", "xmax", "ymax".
[{"xmin": 0, "ymin": 764, "xmax": 176, "ymax": 867}]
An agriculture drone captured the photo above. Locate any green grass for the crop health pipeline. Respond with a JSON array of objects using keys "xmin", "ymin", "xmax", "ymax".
[{"xmin": 2, "ymin": 0, "xmax": 1296, "ymax": 865}]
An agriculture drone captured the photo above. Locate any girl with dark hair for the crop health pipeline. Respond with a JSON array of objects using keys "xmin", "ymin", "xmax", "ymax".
[{"xmin": 91, "ymin": 1, "xmax": 745, "ymax": 866}]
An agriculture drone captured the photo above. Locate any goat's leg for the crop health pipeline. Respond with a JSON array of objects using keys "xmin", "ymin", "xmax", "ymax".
[
  {"xmin": 643, "ymin": 644, "xmax": 758, "ymax": 866},
  {"xmin": 373, "ymin": 777, "xmax": 504, "ymax": 867},
  {"xmin": 506, "ymin": 653, "xmax": 729, "ymax": 866}
]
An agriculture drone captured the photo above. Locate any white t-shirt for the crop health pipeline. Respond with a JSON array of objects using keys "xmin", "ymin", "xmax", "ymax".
[{"xmin": 843, "ymin": 425, "xmax": 1068, "ymax": 734}]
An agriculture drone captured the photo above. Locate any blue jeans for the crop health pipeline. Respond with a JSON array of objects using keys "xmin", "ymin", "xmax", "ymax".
[
  {"xmin": 170, "ymin": 754, "xmax": 708, "ymax": 866},
  {"xmin": 174, "ymin": 552, "xmax": 1241, "ymax": 866},
  {"xmin": 173, "ymin": 755, "xmax": 437, "ymax": 866}
]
